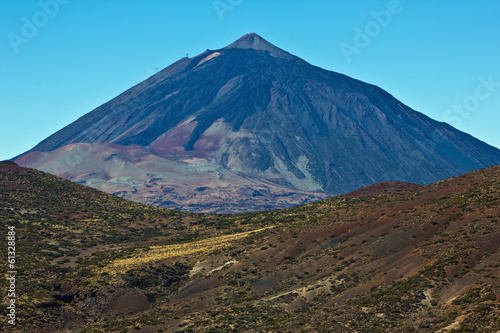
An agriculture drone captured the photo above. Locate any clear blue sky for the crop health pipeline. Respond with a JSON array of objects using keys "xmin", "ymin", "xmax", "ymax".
[{"xmin": 1, "ymin": 0, "xmax": 499, "ymax": 160}]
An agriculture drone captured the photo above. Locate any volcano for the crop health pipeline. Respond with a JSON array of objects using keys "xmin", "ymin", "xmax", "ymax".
[{"xmin": 15, "ymin": 33, "xmax": 500, "ymax": 213}]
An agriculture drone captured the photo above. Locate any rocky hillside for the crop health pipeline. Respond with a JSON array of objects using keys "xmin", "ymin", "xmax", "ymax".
[
  {"xmin": 15, "ymin": 33, "xmax": 500, "ymax": 212},
  {"xmin": 1, "ymin": 161, "xmax": 499, "ymax": 332}
]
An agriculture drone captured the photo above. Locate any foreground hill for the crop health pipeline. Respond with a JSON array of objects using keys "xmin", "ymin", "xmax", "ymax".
[
  {"xmin": 15, "ymin": 33, "xmax": 500, "ymax": 213},
  {"xmin": 0, "ymin": 161, "xmax": 499, "ymax": 332}
]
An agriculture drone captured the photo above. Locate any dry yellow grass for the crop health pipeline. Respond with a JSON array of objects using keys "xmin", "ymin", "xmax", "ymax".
[{"xmin": 103, "ymin": 227, "xmax": 273, "ymax": 275}]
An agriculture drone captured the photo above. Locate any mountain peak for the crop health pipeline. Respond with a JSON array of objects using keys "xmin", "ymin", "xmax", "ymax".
[
  {"xmin": 227, "ymin": 33, "xmax": 266, "ymax": 47},
  {"xmin": 16, "ymin": 33, "xmax": 500, "ymax": 213},
  {"xmin": 224, "ymin": 33, "xmax": 294, "ymax": 59}
]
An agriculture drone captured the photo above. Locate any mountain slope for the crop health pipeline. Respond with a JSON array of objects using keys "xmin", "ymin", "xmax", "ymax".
[
  {"xmin": 15, "ymin": 33, "xmax": 500, "ymax": 212},
  {"xmin": 1, "ymin": 161, "xmax": 499, "ymax": 332}
]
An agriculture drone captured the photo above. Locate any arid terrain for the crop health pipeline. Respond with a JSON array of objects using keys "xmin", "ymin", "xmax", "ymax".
[
  {"xmin": 1, "ymin": 160, "xmax": 499, "ymax": 332},
  {"xmin": 15, "ymin": 142, "xmax": 329, "ymax": 214}
]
